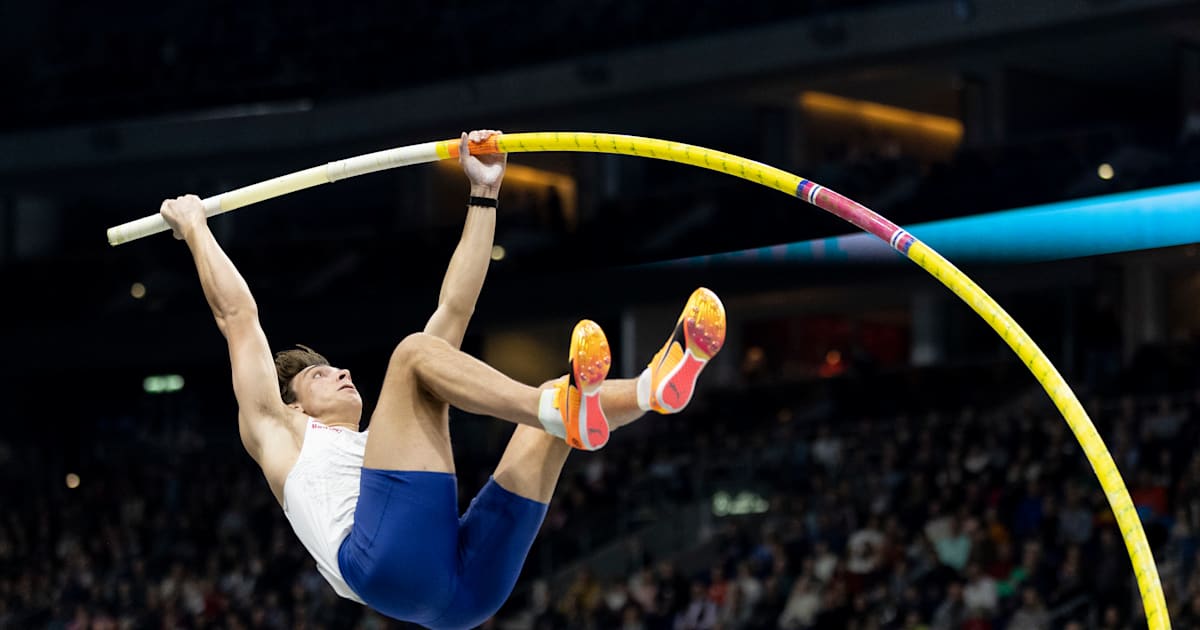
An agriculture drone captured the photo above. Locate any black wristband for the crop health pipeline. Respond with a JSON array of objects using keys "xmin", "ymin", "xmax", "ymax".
[{"xmin": 468, "ymin": 195, "xmax": 499, "ymax": 208}]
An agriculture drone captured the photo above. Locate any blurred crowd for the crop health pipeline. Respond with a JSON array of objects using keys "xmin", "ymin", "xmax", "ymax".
[
  {"xmin": 0, "ymin": 416, "xmax": 373, "ymax": 629},
  {"xmin": 526, "ymin": 388, "xmax": 1200, "ymax": 630},
  {"xmin": 4, "ymin": 360, "xmax": 1199, "ymax": 630}
]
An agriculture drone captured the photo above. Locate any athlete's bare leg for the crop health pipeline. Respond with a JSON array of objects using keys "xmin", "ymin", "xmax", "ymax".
[
  {"xmin": 364, "ymin": 286, "xmax": 724, "ymax": 474},
  {"xmin": 363, "ymin": 332, "xmax": 545, "ymax": 473},
  {"xmin": 362, "ymin": 330, "xmax": 642, "ymax": 476}
]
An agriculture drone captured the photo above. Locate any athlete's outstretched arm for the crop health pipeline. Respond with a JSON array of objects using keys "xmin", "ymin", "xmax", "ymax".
[
  {"xmin": 161, "ymin": 195, "xmax": 287, "ymax": 459},
  {"xmin": 424, "ymin": 129, "xmax": 507, "ymax": 349}
]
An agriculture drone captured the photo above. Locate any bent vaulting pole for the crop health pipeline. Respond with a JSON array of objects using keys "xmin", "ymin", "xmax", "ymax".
[{"xmin": 108, "ymin": 132, "xmax": 1170, "ymax": 629}]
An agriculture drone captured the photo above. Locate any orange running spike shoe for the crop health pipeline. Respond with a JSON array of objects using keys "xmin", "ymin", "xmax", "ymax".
[
  {"xmin": 646, "ymin": 288, "xmax": 726, "ymax": 414},
  {"xmin": 548, "ymin": 319, "xmax": 612, "ymax": 451}
]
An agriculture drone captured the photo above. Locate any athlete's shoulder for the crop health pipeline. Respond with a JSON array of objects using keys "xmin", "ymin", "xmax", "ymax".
[{"xmin": 239, "ymin": 406, "xmax": 305, "ymax": 456}]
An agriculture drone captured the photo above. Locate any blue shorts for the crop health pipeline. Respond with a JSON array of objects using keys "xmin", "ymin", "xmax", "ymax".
[{"xmin": 337, "ymin": 469, "xmax": 548, "ymax": 630}]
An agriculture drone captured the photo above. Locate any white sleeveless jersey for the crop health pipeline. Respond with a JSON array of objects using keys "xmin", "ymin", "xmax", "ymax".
[{"xmin": 282, "ymin": 418, "xmax": 368, "ymax": 603}]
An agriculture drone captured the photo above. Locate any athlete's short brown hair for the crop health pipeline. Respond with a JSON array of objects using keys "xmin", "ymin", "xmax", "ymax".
[{"xmin": 275, "ymin": 345, "xmax": 329, "ymax": 404}]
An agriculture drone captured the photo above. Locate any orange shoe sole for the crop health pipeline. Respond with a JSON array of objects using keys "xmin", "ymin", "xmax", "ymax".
[
  {"xmin": 650, "ymin": 288, "xmax": 726, "ymax": 413},
  {"xmin": 567, "ymin": 319, "xmax": 611, "ymax": 450}
]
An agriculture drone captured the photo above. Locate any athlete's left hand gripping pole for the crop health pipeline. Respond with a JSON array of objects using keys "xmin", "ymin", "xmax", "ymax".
[{"xmin": 108, "ymin": 196, "xmax": 223, "ymax": 245}]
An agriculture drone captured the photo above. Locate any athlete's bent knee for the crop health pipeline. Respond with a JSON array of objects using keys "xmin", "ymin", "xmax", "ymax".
[{"xmin": 390, "ymin": 332, "xmax": 441, "ymax": 374}]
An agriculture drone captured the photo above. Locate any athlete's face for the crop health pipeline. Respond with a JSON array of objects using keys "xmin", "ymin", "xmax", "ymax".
[{"xmin": 289, "ymin": 364, "xmax": 363, "ymax": 422}]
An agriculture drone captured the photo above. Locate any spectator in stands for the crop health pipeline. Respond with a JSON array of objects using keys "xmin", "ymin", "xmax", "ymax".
[
  {"xmin": 650, "ymin": 561, "xmax": 688, "ymax": 630},
  {"xmin": 674, "ymin": 581, "xmax": 717, "ymax": 630},
  {"xmin": 629, "ymin": 566, "xmax": 659, "ymax": 615},
  {"xmin": 777, "ymin": 574, "xmax": 820, "ymax": 629},
  {"xmin": 962, "ymin": 562, "xmax": 997, "ymax": 617},
  {"xmin": 930, "ymin": 581, "xmax": 966, "ymax": 630},
  {"xmin": 811, "ymin": 540, "xmax": 839, "ymax": 584},
  {"xmin": 847, "ymin": 515, "xmax": 885, "ymax": 580},
  {"xmin": 1008, "ymin": 586, "xmax": 1049, "ymax": 630},
  {"xmin": 1100, "ymin": 604, "xmax": 1131, "ymax": 630},
  {"xmin": 620, "ymin": 602, "xmax": 648, "ymax": 630},
  {"xmin": 932, "ymin": 514, "xmax": 971, "ymax": 572}
]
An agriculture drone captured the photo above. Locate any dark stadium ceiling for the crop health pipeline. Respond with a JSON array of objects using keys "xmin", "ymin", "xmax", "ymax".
[
  {"xmin": 739, "ymin": 6, "xmax": 1199, "ymax": 116},
  {"xmin": 0, "ymin": 0, "xmax": 1194, "ymax": 129},
  {"xmin": 0, "ymin": 1, "xmax": 1191, "ymax": 232}
]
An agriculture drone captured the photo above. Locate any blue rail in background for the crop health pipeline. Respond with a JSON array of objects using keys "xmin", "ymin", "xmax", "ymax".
[{"xmin": 653, "ymin": 181, "xmax": 1200, "ymax": 267}]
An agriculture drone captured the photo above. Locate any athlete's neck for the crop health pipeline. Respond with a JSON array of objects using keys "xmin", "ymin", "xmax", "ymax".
[{"xmin": 313, "ymin": 416, "xmax": 361, "ymax": 432}]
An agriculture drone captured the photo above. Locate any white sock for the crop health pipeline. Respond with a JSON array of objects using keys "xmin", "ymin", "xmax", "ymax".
[
  {"xmin": 636, "ymin": 367, "xmax": 653, "ymax": 411},
  {"xmin": 537, "ymin": 386, "xmax": 567, "ymax": 439}
]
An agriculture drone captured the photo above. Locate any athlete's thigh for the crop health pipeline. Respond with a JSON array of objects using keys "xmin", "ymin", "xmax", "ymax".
[
  {"xmin": 429, "ymin": 478, "xmax": 548, "ymax": 629},
  {"xmin": 363, "ymin": 347, "xmax": 455, "ymax": 473}
]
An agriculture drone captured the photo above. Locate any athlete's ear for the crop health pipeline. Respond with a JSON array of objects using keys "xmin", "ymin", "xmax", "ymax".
[{"xmin": 287, "ymin": 402, "xmax": 304, "ymax": 412}]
